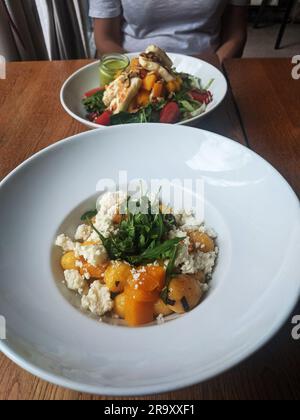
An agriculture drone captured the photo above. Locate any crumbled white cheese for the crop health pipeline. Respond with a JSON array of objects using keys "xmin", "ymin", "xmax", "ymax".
[
  {"xmin": 97, "ymin": 191, "xmax": 127, "ymax": 218},
  {"xmin": 75, "ymin": 260, "xmax": 83, "ymax": 268},
  {"xmin": 151, "ymin": 260, "xmax": 160, "ymax": 267},
  {"xmin": 202, "ymin": 283, "xmax": 209, "ymax": 292},
  {"xmin": 157, "ymin": 314, "xmax": 165, "ymax": 325},
  {"xmin": 176, "ymin": 210, "xmax": 202, "ymax": 229},
  {"xmin": 130, "ymin": 267, "xmax": 141, "ymax": 282},
  {"xmin": 82, "ymin": 269, "xmax": 91, "ymax": 280},
  {"xmin": 75, "ymin": 224, "xmax": 92, "ymax": 241},
  {"xmin": 81, "ymin": 281, "xmax": 113, "ymax": 316},
  {"xmin": 180, "ymin": 250, "xmax": 218, "ymax": 275},
  {"xmin": 86, "ymin": 230, "xmax": 102, "ymax": 243},
  {"xmin": 198, "ymin": 225, "xmax": 217, "ymax": 239},
  {"xmin": 55, "ymin": 234, "xmax": 75, "ymax": 252},
  {"xmin": 169, "ymin": 228, "xmax": 187, "ymax": 240},
  {"xmin": 91, "ymin": 191, "xmax": 127, "ymax": 238},
  {"xmin": 74, "ymin": 242, "xmax": 108, "ymax": 267},
  {"xmin": 205, "ymin": 227, "xmax": 218, "ymax": 239},
  {"xmin": 64, "ymin": 270, "xmax": 85, "ymax": 293},
  {"xmin": 169, "ymin": 226, "xmax": 217, "ymax": 275},
  {"xmin": 94, "ymin": 214, "xmax": 114, "ymax": 239}
]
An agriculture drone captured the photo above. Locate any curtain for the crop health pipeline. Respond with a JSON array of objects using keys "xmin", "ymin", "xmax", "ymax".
[
  {"xmin": 45, "ymin": 0, "xmax": 90, "ymax": 60},
  {"xmin": 0, "ymin": 0, "xmax": 90, "ymax": 61},
  {"xmin": 0, "ymin": 0, "xmax": 48, "ymax": 60}
]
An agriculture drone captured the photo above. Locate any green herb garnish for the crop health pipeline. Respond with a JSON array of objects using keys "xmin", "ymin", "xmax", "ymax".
[
  {"xmin": 81, "ymin": 209, "xmax": 98, "ymax": 222},
  {"xmin": 85, "ymin": 196, "xmax": 181, "ymax": 267},
  {"xmin": 129, "ymin": 238, "xmax": 182, "ymax": 265}
]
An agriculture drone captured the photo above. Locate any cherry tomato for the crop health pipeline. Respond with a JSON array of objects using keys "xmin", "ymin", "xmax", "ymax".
[
  {"xmin": 159, "ymin": 102, "xmax": 181, "ymax": 124},
  {"xmin": 189, "ymin": 90, "xmax": 213, "ymax": 105},
  {"xmin": 94, "ymin": 111, "xmax": 112, "ymax": 126}
]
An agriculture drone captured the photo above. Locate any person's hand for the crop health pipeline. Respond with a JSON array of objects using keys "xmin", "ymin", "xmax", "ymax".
[{"xmin": 216, "ymin": 5, "xmax": 248, "ymax": 64}]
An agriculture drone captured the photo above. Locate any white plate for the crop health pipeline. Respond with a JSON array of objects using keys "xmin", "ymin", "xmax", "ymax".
[
  {"xmin": 0, "ymin": 124, "xmax": 299, "ymax": 396},
  {"xmin": 60, "ymin": 53, "xmax": 227, "ymax": 129}
]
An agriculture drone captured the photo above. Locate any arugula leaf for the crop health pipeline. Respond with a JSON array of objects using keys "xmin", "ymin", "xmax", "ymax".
[
  {"xmin": 89, "ymin": 222, "xmax": 122, "ymax": 260},
  {"xmin": 110, "ymin": 111, "xmax": 142, "ymax": 125},
  {"xmin": 86, "ymin": 195, "xmax": 181, "ymax": 266},
  {"xmin": 81, "ymin": 209, "xmax": 97, "ymax": 222},
  {"xmin": 166, "ymin": 243, "xmax": 180, "ymax": 276},
  {"xmin": 186, "ymin": 74, "xmax": 203, "ymax": 90},
  {"xmin": 110, "ymin": 104, "xmax": 161, "ymax": 126},
  {"xmin": 82, "ymin": 91, "xmax": 106, "ymax": 114},
  {"xmin": 129, "ymin": 237, "xmax": 182, "ymax": 265}
]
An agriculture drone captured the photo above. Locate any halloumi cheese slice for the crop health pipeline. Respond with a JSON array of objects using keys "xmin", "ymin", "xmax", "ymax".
[
  {"xmin": 103, "ymin": 75, "xmax": 142, "ymax": 114},
  {"xmin": 145, "ymin": 45, "xmax": 173, "ymax": 70},
  {"xmin": 139, "ymin": 55, "xmax": 175, "ymax": 82}
]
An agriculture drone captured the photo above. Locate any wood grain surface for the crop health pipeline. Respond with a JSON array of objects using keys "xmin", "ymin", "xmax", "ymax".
[
  {"xmin": 224, "ymin": 58, "xmax": 300, "ymax": 196},
  {"xmin": 0, "ymin": 57, "xmax": 299, "ymax": 400}
]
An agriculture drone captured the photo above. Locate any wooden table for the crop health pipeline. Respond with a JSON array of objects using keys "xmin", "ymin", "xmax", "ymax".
[
  {"xmin": 0, "ymin": 57, "xmax": 299, "ymax": 400},
  {"xmin": 224, "ymin": 58, "xmax": 300, "ymax": 196}
]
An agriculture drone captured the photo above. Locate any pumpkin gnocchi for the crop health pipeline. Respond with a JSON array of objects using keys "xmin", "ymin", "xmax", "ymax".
[{"xmin": 55, "ymin": 191, "xmax": 218, "ymax": 326}]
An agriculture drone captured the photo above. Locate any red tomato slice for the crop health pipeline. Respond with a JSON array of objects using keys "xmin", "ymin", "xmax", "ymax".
[
  {"xmin": 84, "ymin": 87, "xmax": 105, "ymax": 98},
  {"xmin": 94, "ymin": 111, "xmax": 112, "ymax": 126},
  {"xmin": 189, "ymin": 90, "xmax": 213, "ymax": 105},
  {"xmin": 160, "ymin": 102, "xmax": 181, "ymax": 124}
]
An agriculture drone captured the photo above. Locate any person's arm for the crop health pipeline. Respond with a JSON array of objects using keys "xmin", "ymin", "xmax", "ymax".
[
  {"xmin": 216, "ymin": 5, "xmax": 248, "ymax": 64},
  {"xmin": 94, "ymin": 17, "xmax": 126, "ymax": 56}
]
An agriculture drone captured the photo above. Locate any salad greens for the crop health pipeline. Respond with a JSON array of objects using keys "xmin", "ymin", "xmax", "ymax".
[
  {"xmin": 110, "ymin": 103, "xmax": 162, "ymax": 125},
  {"xmin": 83, "ymin": 90, "xmax": 106, "ymax": 114},
  {"xmin": 83, "ymin": 73, "xmax": 213, "ymax": 125},
  {"xmin": 83, "ymin": 196, "xmax": 182, "ymax": 266}
]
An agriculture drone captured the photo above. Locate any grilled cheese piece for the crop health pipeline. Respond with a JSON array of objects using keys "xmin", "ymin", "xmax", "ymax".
[
  {"xmin": 145, "ymin": 45, "xmax": 173, "ymax": 70},
  {"xmin": 139, "ymin": 53, "xmax": 175, "ymax": 83},
  {"xmin": 103, "ymin": 75, "xmax": 142, "ymax": 114}
]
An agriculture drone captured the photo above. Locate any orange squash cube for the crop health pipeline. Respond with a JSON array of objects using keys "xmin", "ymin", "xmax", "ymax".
[
  {"xmin": 114, "ymin": 293, "xmax": 126, "ymax": 319},
  {"xmin": 136, "ymin": 89, "xmax": 150, "ymax": 107},
  {"xmin": 127, "ymin": 265, "xmax": 166, "ymax": 292},
  {"xmin": 152, "ymin": 81, "xmax": 164, "ymax": 98},
  {"xmin": 142, "ymin": 73, "xmax": 158, "ymax": 91},
  {"xmin": 79, "ymin": 261, "xmax": 108, "ymax": 279},
  {"xmin": 61, "ymin": 251, "xmax": 77, "ymax": 271},
  {"xmin": 125, "ymin": 286, "xmax": 159, "ymax": 303},
  {"xmin": 166, "ymin": 80, "xmax": 178, "ymax": 93},
  {"xmin": 130, "ymin": 57, "xmax": 140, "ymax": 70},
  {"xmin": 104, "ymin": 261, "xmax": 132, "ymax": 293},
  {"xmin": 125, "ymin": 297, "xmax": 154, "ymax": 327}
]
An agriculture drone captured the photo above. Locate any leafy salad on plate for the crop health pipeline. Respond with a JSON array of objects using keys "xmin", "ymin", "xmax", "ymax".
[{"xmin": 83, "ymin": 45, "xmax": 214, "ymax": 126}]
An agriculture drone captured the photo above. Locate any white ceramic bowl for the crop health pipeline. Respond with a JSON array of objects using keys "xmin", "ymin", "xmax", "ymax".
[
  {"xmin": 0, "ymin": 124, "xmax": 299, "ymax": 396},
  {"xmin": 60, "ymin": 53, "xmax": 227, "ymax": 129}
]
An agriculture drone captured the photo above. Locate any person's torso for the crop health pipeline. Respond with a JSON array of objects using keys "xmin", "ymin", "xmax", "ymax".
[{"xmin": 120, "ymin": 0, "xmax": 230, "ymax": 54}]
